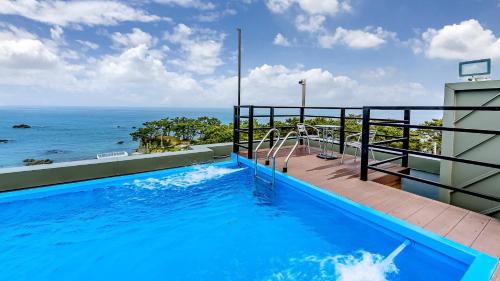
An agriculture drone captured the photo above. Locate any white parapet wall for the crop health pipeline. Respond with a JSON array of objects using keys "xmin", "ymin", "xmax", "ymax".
[{"xmin": 0, "ymin": 143, "xmax": 233, "ymax": 192}]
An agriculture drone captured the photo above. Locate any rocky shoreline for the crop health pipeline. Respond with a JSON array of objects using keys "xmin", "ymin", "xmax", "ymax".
[{"xmin": 23, "ymin": 159, "xmax": 54, "ymax": 166}]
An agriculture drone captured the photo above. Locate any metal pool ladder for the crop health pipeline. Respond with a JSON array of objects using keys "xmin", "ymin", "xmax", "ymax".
[
  {"xmin": 271, "ymin": 131, "xmax": 300, "ymax": 185},
  {"xmin": 253, "ymin": 128, "xmax": 281, "ymax": 184}
]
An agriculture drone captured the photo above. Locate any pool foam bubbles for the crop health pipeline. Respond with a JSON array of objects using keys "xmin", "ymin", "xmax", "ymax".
[
  {"xmin": 267, "ymin": 250, "xmax": 398, "ymax": 281},
  {"xmin": 125, "ymin": 165, "xmax": 246, "ymax": 190}
]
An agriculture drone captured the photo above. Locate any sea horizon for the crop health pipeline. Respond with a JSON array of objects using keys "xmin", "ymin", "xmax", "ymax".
[{"xmin": 0, "ymin": 107, "xmax": 234, "ymax": 168}]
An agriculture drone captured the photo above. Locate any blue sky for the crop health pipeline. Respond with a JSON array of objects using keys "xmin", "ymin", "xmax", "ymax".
[{"xmin": 0, "ymin": 0, "xmax": 499, "ymax": 108}]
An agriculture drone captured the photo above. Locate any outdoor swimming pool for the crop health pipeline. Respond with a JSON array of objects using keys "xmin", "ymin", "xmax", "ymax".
[{"xmin": 0, "ymin": 157, "xmax": 496, "ymax": 280}]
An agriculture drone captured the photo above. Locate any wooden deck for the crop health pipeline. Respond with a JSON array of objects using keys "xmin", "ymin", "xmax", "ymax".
[{"xmin": 247, "ymin": 146, "xmax": 500, "ymax": 280}]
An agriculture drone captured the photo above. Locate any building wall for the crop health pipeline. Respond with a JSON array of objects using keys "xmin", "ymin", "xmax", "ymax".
[{"xmin": 440, "ymin": 80, "xmax": 500, "ymax": 217}]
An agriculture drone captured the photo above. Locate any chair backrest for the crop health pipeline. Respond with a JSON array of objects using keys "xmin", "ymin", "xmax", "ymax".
[{"xmin": 296, "ymin": 123, "xmax": 307, "ymax": 134}]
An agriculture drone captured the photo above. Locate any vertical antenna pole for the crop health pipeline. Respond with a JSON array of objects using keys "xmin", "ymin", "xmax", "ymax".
[{"xmin": 237, "ymin": 28, "xmax": 241, "ymax": 107}]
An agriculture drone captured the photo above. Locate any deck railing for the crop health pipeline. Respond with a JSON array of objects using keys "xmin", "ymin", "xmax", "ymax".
[
  {"xmin": 233, "ymin": 105, "xmax": 367, "ymax": 158},
  {"xmin": 359, "ymin": 106, "xmax": 500, "ymax": 203},
  {"xmin": 232, "ymin": 105, "xmax": 404, "ymax": 158}
]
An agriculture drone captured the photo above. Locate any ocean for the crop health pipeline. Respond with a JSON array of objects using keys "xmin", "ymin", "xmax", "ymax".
[
  {"xmin": 0, "ymin": 106, "xmax": 440, "ymax": 168},
  {"xmin": 0, "ymin": 107, "xmax": 233, "ymax": 168}
]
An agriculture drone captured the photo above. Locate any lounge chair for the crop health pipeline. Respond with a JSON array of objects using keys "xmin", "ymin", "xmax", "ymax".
[
  {"xmin": 340, "ymin": 131, "xmax": 377, "ymax": 163},
  {"xmin": 296, "ymin": 123, "xmax": 322, "ymax": 154}
]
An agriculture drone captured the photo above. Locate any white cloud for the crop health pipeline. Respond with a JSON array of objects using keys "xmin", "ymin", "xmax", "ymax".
[
  {"xmin": 273, "ymin": 33, "xmax": 291, "ymax": 46},
  {"xmin": 411, "ymin": 19, "xmax": 500, "ymax": 60},
  {"xmin": 196, "ymin": 8, "xmax": 237, "ymax": 22},
  {"xmin": 0, "ymin": 0, "xmax": 163, "ymax": 26},
  {"xmin": 111, "ymin": 28, "xmax": 156, "ymax": 48},
  {"xmin": 296, "ymin": 0, "xmax": 351, "ymax": 16},
  {"xmin": 266, "ymin": 0, "xmax": 350, "ymax": 16},
  {"xmin": 50, "ymin": 25, "xmax": 63, "ymax": 41},
  {"xmin": 0, "ymin": 38, "xmax": 59, "ymax": 69},
  {"xmin": 153, "ymin": 0, "xmax": 215, "ymax": 10},
  {"xmin": 295, "ymin": 14, "xmax": 325, "ymax": 33},
  {"xmin": 319, "ymin": 27, "xmax": 394, "ymax": 49},
  {"xmin": 165, "ymin": 24, "xmax": 224, "ymax": 75},
  {"xmin": 360, "ymin": 67, "xmax": 396, "ymax": 80},
  {"xmin": 0, "ymin": 35, "xmax": 438, "ymax": 108},
  {"xmin": 0, "ymin": 20, "xmax": 433, "ymax": 108},
  {"xmin": 76, "ymin": 40, "xmax": 99, "ymax": 50},
  {"xmin": 0, "ymin": 25, "xmax": 59, "ymax": 69},
  {"xmin": 209, "ymin": 64, "xmax": 437, "ymax": 107},
  {"xmin": 266, "ymin": 0, "xmax": 293, "ymax": 13}
]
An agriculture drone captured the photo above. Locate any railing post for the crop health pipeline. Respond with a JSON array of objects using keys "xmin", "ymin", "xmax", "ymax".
[
  {"xmin": 339, "ymin": 108, "xmax": 346, "ymax": 153},
  {"xmin": 402, "ymin": 109, "xmax": 411, "ymax": 167},
  {"xmin": 247, "ymin": 105, "xmax": 254, "ymax": 159},
  {"xmin": 233, "ymin": 106, "xmax": 240, "ymax": 154},
  {"xmin": 299, "ymin": 106, "xmax": 305, "ymax": 145},
  {"xmin": 360, "ymin": 107, "xmax": 371, "ymax": 181},
  {"xmin": 269, "ymin": 107, "xmax": 275, "ymax": 149}
]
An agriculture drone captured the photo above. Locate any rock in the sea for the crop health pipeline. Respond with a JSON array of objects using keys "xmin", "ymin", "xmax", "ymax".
[
  {"xmin": 45, "ymin": 149, "xmax": 69, "ymax": 155},
  {"xmin": 117, "ymin": 141, "xmax": 124, "ymax": 145},
  {"xmin": 12, "ymin": 124, "xmax": 31, "ymax": 129},
  {"xmin": 0, "ymin": 139, "xmax": 8, "ymax": 143},
  {"xmin": 23, "ymin": 159, "xmax": 54, "ymax": 166}
]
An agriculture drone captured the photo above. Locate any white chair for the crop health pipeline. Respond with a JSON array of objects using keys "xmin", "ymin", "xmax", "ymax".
[
  {"xmin": 296, "ymin": 123, "xmax": 321, "ymax": 154},
  {"xmin": 340, "ymin": 131, "xmax": 377, "ymax": 164}
]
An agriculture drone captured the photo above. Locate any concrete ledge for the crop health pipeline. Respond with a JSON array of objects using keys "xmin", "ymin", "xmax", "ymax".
[{"xmin": 0, "ymin": 143, "xmax": 233, "ymax": 192}]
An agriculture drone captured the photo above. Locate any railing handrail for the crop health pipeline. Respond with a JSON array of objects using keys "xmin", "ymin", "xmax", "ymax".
[
  {"xmin": 359, "ymin": 105, "xmax": 500, "ymax": 203},
  {"xmin": 364, "ymin": 105, "xmax": 500, "ymax": 111},
  {"xmin": 233, "ymin": 104, "xmax": 500, "ymax": 202},
  {"xmin": 253, "ymin": 128, "xmax": 281, "ymax": 176},
  {"xmin": 271, "ymin": 131, "xmax": 300, "ymax": 184},
  {"xmin": 238, "ymin": 105, "xmax": 363, "ymax": 110}
]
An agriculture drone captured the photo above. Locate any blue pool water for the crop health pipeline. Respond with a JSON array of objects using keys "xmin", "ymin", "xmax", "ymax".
[{"xmin": 0, "ymin": 163, "xmax": 471, "ymax": 280}]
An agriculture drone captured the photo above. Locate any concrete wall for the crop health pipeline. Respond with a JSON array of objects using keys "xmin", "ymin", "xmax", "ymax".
[
  {"xmin": 440, "ymin": 80, "xmax": 500, "ymax": 217},
  {"xmin": 0, "ymin": 143, "xmax": 232, "ymax": 192}
]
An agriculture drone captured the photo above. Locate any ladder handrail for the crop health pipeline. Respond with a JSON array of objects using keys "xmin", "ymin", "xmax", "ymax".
[
  {"xmin": 253, "ymin": 128, "xmax": 281, "ymax": 176},
  {"xmin": 271, "ymin": 131, "xmax": 300, "ymax": 184}
]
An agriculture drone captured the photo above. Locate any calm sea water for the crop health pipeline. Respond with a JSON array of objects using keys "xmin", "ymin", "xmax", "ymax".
[{"xmin": 0, "ymin": 107, "xmax": 232, "ymax": 168}]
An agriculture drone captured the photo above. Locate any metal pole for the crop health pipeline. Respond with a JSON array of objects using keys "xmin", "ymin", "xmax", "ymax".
[
  {"xmin": 269, "ymin": 107, "xmax": 274, "ymax": 149},
  {"xmin": 233, "ymin": 106, "xmax": 239, "ymax": 154},
  {"xmin": 237, "ymin": 28, "xmax": 241, "ymax": 108},
  {"xmin": 339, "ymin": 108, "xmax": 345, "ymax": 154},
  {"xmin": 402, "ymin": 109, "xmax": 411, "ymax": 167},
  {"xmin": 299, "ymin": 79, "xmax": 306, "ymax": 107},
  {"xmin": 248, "ymin": 105, "xmax": 254, "ymax": 159},
  {"xmin": 360, "ymin": 107, "xmax": 371, "ymax": 181}
]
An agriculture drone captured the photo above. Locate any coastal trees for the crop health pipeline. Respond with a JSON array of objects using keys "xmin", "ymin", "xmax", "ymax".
[
  {"xmin": 130, "ymin": 116, "xmax": 232, "ymax": 152},
  {"xmin": 130, "ymin": 124, "xmax": 157, "ymax": 153},
  {"xmin": 131, "ymin": 115, "xmax": 444, "ymax": 155}
]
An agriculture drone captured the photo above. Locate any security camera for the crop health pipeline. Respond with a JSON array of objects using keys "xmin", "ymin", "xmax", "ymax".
[{"xmin": 298, "ymin": 79, "xmax": 305, "ymax": 85}]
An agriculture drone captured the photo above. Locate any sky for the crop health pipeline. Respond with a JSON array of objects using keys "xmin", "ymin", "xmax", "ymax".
[{"xmin": 0, "ymin": 0, "xmax": 499, "ymax": 108}]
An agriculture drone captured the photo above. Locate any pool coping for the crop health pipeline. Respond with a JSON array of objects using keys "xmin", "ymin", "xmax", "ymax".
[
  {"xmin": 233, "ymin": 153, "xmax": 498, "ymax": 281},
  {"xmin": 0, "ymin": 161, "xmax": 235, "ymax": 203}
]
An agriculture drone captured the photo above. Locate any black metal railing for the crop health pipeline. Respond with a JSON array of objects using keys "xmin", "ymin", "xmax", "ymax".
[
  {"xmin": 232, "ymin": 105, "xmax": 402, "ymax": 159},
  {"xmin": 360, "ymin": 106, "xmax": 500, "ymax": 203}
]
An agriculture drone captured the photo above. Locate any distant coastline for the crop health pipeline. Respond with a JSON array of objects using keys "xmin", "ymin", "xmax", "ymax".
[{"xmin": 0, "ymin": 107, "xmax": 233, "ymax": 168}]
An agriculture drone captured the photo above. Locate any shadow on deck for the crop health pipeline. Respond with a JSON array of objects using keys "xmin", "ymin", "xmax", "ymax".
[{"xmin": 242, "ymin": 145, "xmax": 500, "ymax": 280}]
